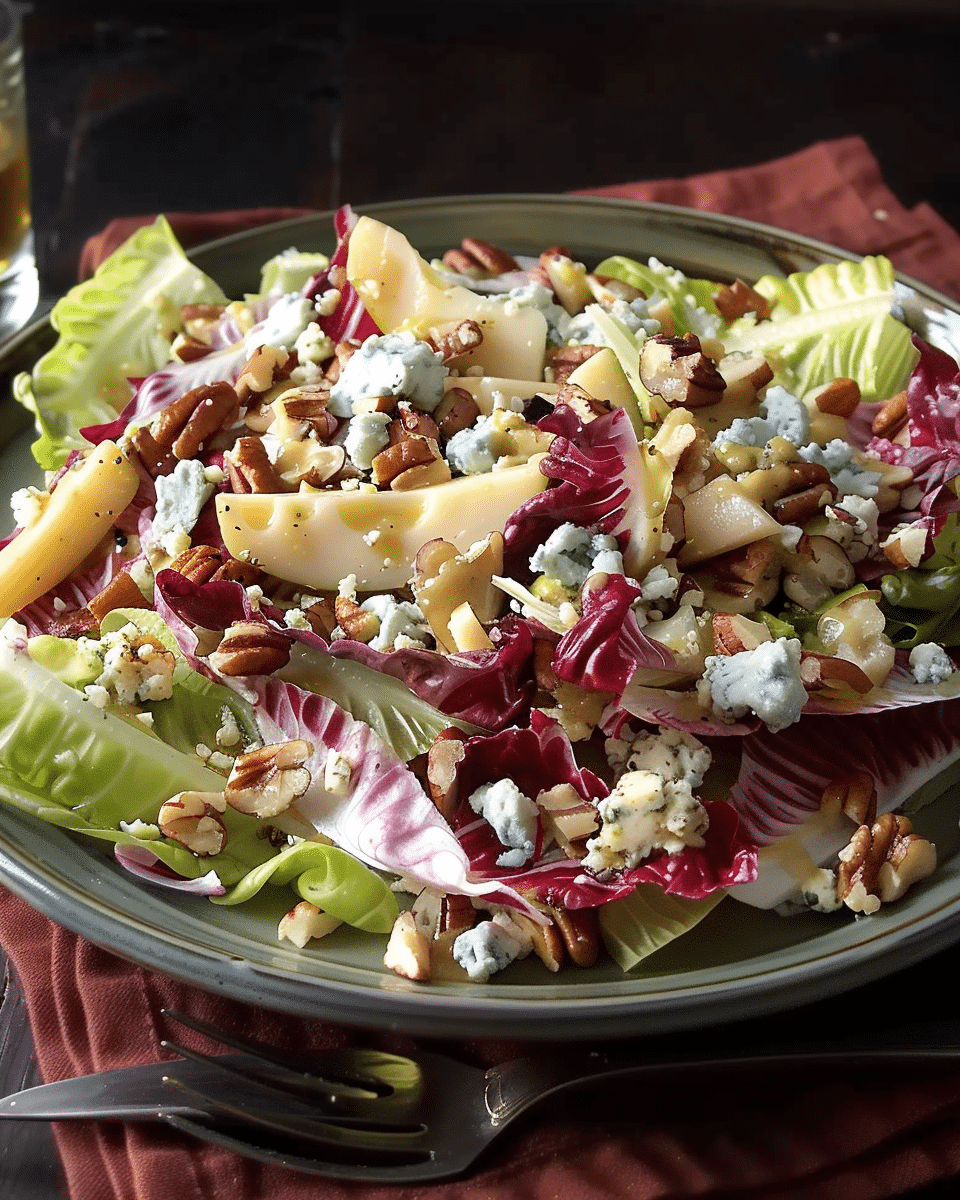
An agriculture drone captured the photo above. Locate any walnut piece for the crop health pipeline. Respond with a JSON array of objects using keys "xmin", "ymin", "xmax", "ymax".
[{"xmin": 225, "ymin": 739, "xmax": 313, "ymax": 818}]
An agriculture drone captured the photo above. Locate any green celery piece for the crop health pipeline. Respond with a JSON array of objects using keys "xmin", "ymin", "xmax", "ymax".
[
  {"xmin": 593, "ymin": 255, "xmax": 723, "ymax": 334},
  {"xmin": 14, "ymin": 215, "xmax": 228, "ymax": 470},
  {"xmin": 598, "ymin": 882, "xmax": 726, "ymax": 972},
  {"xmin": 721, "ymin": 256, "xmax": 918, "ymax": 402},
  {"xmin": 213, "ymin": 840, "xmax": 399, "ymax": 933},
  {"xmin": 278, "ymin": 643, "xmax": 483, "ymax": 761}
]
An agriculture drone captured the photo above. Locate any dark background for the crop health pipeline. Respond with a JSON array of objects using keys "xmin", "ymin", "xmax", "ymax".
[{"xmin": 17, "ymin": 0, "xmax": 960, "ymax": 299}]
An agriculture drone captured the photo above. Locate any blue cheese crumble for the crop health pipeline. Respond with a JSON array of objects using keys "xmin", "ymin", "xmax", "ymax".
[
  {"xmin": 80, "ymin": 624, "xmax": 176, "ymax": 708},
  {"xmin": 152, "ymin": 458, "xmax": 216, "ymax": 554},
  {"xmin": 344, "ymin": 411, "xmax": 391, "ymax": 471},
  {"xmin": 583, "ymin": 769, "xmax": 708, "ymax": 872},
  {"xmin": 468, "ymin": 778, "xmax": 539, "ymax": 868},
  {"xmin": 359, "ymin": 595, "xmax": 432, "ymax": 651},
  {"xmin": 797, "ymin": 439, "xmax": 882, "ymax": 499},
  {"xmin": 713, "ymin": 385, "xmax": 810, "ymax": 451},
  {"xmin": 329, "ymin": 331, "xmax": 446, "ymax": 418},
  {"xmin": 529, "ymin": 523, "xmax": 622, "ymax": 590},
  {"xmin": 700, "ymin": 638, "xmax": 808, "ymax": 732},
  {"xmin": 909, "ymin": 642, "xmax": 956, "ymax": 686},
  {"xmin": 452, "ymin": 911, "xmax": 533, "ymax": 981}
]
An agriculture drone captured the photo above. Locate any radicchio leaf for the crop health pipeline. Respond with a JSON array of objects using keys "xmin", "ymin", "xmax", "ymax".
[{"xmin": 304, "ymin": 205, "xmax": 381, "ymax": 344}]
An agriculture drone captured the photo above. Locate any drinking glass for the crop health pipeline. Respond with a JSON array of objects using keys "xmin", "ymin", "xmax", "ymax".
[{"xmin": 0, "ymin": 0, "xmax": 37, "ymax": 343}]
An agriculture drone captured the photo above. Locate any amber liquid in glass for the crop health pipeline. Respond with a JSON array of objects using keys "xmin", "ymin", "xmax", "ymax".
[{"xmin": 0, "ymin": 129, "xmax": 30, "ymax": 273}]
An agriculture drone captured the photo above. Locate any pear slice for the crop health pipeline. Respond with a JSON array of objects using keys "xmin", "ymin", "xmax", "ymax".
[{"xmin": 346, "ymin": 216, "xmax": 548, "ymax": 380}]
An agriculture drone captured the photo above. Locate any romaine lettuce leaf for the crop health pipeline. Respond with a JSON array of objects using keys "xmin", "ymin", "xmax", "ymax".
[
  {"xmin": 14, "ymin": 215, "xmax": 228, "ymax": 470},
  {"xmin": 722, "ymin": 256, "xmax": 918, "ymax": 402},
  {"xmin": 592, "ymin": 254, "xmax": 724, "ymax": 335}
]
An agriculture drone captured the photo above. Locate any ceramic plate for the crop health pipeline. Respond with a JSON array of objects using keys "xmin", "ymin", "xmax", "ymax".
[{"xmin": 2, "ymin": 195, "xmax": 960, "ymax": 1039}]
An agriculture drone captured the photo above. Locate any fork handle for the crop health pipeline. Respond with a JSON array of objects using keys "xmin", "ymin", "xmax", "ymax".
[{"xmin": 485, "ymin": 1034, "xmax": 960, "ymax": 1125}]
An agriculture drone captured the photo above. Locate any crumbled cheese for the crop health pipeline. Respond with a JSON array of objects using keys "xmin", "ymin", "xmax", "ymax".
[
  {"xmin": 153, "ymin": 458, "xmax": 215, "ymax": 543},
  {"xmin": 619, "ymin": 726, "xmax": 712, "ymax": 788},
  {"xmin": 248, "ymin": 293, "xmax": 314, "ymax": 353},
  {"xmin": 344, "ymin": 411, "xmax": 391, "ymax": 471},
  {"xmin": 797, "ymin": 439, "xmax": 882, "ymax": 499},
  {"xmin": 359, "ymin": 595, "xmax": 431, "ymax": 652},
  {"xmin": 636, "ymin": 562, "xmax": 679, "ymax": 603},
  {"xmin": 293, "ymin": 321, "xmax": 335, "ymax": 370},
  {"xmin": 77, "ymin": 624, "xmax": 176, "ymax": 708},
  {"xmin": 909, "ymin": 642, "xmax": 956, "ymax": 686},
  {"xmin": 329, "ymin": 331, "xmax": 446, "ymax": 418},
  {"xmin": 529, "ymin": 523, "xmax": 621, "ymax": 590},
  {"xmin": 445, "ymin": 415, "xmax": 498, "ymax": 476},
  {"xmin": 323, "ymin": 750, "xmax": 353, "ymax": 794},
  {"xmin": 468, "ymin": 778, "xmax": 539, "ymax": 868},
  {"xmin": 701, "ymin": 637, "xmax": 807, "ymax": 732},
  {"xmin": 713, "ymin": 386, "xmax": 809, "ymax": 452},
  {"xmin": 10, "ymin": 485, "xmax": 48, "ymax": 528},
  {"xmin": 583, "ymin": 769, "xmax": 708, "ymax": 871},
  {"xmin": 452, "ymin": 912, "xmax": 532, "ymax": 981}
]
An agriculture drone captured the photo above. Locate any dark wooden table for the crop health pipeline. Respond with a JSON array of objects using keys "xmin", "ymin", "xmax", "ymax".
[{"xmin": 4, "ymin": 1, "xmax": 960, "ymax": 1196}]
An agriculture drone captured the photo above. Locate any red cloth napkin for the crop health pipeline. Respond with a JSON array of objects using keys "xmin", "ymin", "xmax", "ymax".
[{"xmin": 4, "ymin": 135, "xmax": 960, "ymax": 1200}]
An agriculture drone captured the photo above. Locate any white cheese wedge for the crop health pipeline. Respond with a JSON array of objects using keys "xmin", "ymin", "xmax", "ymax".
[
  {"xmin": 216, "ymin": 457, "xmax": 549, "ymax": 592},
  {"xmin": 347, "ymin": 216, "xmax": 548, "ymax": 380}
]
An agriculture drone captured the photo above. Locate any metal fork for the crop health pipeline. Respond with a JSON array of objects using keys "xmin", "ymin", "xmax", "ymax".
[{"xmin": 147, "ymin": 1010, "xmax": 960, "ymax": 1183}]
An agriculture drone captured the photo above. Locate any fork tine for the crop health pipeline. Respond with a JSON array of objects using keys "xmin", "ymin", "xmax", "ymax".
[
  {"xmin": 161, "ymin": 1010, "xmax": 392, "ymax": 1095},
  {"xmin": 161, "ymin": 1111, "xmax": 442, "ymax": 1182},
  {"xmin": 161, "ymin": 1073, "xmax": 428, "ymax": 1150}
]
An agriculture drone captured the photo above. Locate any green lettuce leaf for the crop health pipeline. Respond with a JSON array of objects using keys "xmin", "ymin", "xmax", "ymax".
[
  {"xmin": 721, "ymin": 255, "xmax": 918, "ymax": 402},
  {"xmin": 880, "ymin": 515, "xmax": 960, "ymax": 648},
  {"xmin": 213, "ymin": 839, "xmax": 398, "ymax": 932},
  {"xmin": 598, "ymin": 882, "xmax": 726, "ymax": 971},
  {"xmin": 256, "ymin": 248, "xmax": 329, "ymax": 298},
  {"xmin": 592, "ymin": 254, "xmax": 724, "ymax": 335},
  {"xmin": 14, "ymin": 215, "xmax": 228, "ymax": 470},
  {"xmin": 278, "ymin": 643, "xmax": 483, "ymax": 762}
]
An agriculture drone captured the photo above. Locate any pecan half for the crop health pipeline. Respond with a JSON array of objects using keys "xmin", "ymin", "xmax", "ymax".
[
  {"xmin": 152, "ymin": 382, "xmax": 240, "ymax": 460},
  {"xmin": 837, "ymin": 813, "xmax": 936, "ymax": 913},
  {"xmin": 224, "ymin": 436, "xmax": 285, "ymax": 494},
  {"xmin": 459, "ymin": 237, "xmax": 519, "ymax": 275},
  {"xmin": 871, "ymin": 390, "xmax": 909, "ymax": 439},
  {"xmin": 209, "ymin": 622, "xmax": 291, "ymax": 676},
  {"xmin": 169, "ymin": 544, "xmax": 264, "ymax": 588},
  {"xmin": 548, "ymin": 344, "xmax": 602, "ymax": 385},
  {"xmin": 225, "ymin": 739, "xmax": 313, "ymax": 818},
  {"xmin": 234, "ymin": 345, "xmax": 292, "ymax": 404},
  {"xmin": 812, "ymin": 377, "xmax": 861, "ymax": 418}
]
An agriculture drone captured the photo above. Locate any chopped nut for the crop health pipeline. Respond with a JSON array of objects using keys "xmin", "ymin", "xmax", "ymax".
[
  {"xmin": 459, "ymin": 237, "xmax": 519, "ymax": 275},
  {"xmin": 225, "ymin": 739, "xmax": 313, "ymax": 818},
  {"xmin": 434, "ymin": 387, "xmax": 481, "ymax": 440},
  {"xmin": 639, "ymin": 333, "xmax": 726, "ymax": 408},
  {"xmin": 170, "ymin": 333, "xmax": 213, "ymax": 363},
  {"xmin": 548, "ymin": 344, "xmax": 603, "ymax": 385},
  {"xmin": 547, "ymin": 903, "xmax": 600, "ymax": 968},
  {"xmin": 278, "ymin": 900, "xmax": 341, "ymax": 948},
  {"xmin": 821, "ymin": 772, "xmax": 877, "ymax": 826},
  {"xmin": 510, "ymin": 909, "xmax": 565, "ymax": 972},
  {"xmin": 234, "ymin": 345, "xmax": 291, "ymax": 404},
  {"xmin": 128, "ymin": 424, "xmax": 176, "ymax": 478},
  {"xmin": 87, "ymin": 571, "xmax": 149, "ymax": 623},
  {"xmin": 169, "ymin": 544, "xmax": 264, "ymax": 588},
  {"xmin": 158, "ymin": 791, "xmax": 228, "ymax": 856},
  {"xmin": 871, "ymin": 390, "xmax": 909, "ymax": 439},
  {"xmin": 209, "ymin": 621, "xmax": 292, "ymax": 676},
  {"xmin": 426, "ymin": 728, "xmax": 466, "ymax": 820},
  {"xmin": 713, "ymin": 279, "xmax": 771, "ymax": 322},
  {"xmin": 427, "ymin": 318, "xmax": 484, "ymax": 363},
  {"xmin": 555, "ymin": 382, "xmax": 611, "ymax": 422},
  {"xmin": 811, "ymin": 377, "xmax": 861, "ymax": 418},
  {"xmin": 334, "ymin": 596, "xmax": 381, "ymax": 643},
  {"xmin": 837, "ymin": 813, "xmax": 936, "ymax": 913},
  {"xmin": 224, "ymin": 436, "xmax": 286, "ymax": 494},
  {"xmin": 371, "ymin": 436, "xmax": 447, "ymax": 489},
  {"xmin": 152, "ymin": 381, "xmax": 240, "ymax": 460},
  {"xmin": 383, "ymin": 910, "xmax": 432, "ymax": 981},
  {"xmin": 799, "ymin": 652, "xmax": 875, "ymax": 695}
]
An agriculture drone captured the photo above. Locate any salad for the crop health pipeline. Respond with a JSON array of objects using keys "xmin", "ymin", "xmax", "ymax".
[{"xmin": 1, "ymin": 205, "xmax": 959, "ymax": 987}]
